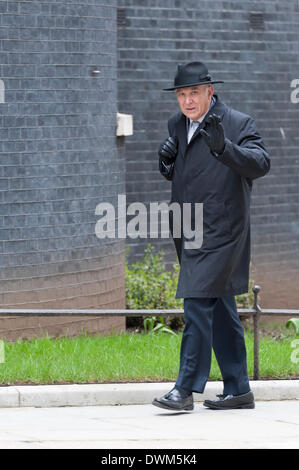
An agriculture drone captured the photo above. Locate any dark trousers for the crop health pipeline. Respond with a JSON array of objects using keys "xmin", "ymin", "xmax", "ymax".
[{"xmin": 175, "ymin": 296, "xmax": 251, "ymax": 395}]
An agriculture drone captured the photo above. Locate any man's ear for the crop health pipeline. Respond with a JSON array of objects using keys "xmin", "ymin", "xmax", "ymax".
[{"xmin": 208, "ymin": 85, "xmax": 214, "ymax": 97}]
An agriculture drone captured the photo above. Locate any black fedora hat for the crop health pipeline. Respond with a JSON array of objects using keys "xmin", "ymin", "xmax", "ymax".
[{"xmin": 163, "ymin": 61, "xmax": 224, "ymax": 91}]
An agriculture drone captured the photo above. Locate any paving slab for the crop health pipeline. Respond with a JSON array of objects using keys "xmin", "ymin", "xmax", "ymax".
[{"xmin": 0, "ymin": 401, "xmax": 298, "ymax": 449}]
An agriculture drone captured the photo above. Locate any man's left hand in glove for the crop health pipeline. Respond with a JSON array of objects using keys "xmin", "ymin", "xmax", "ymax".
[
  {"xmin": 199, "ymin": 113, "xmax": 226, "ymax": 157},
  {"xmin": 158, "ymin": 136, "xmax": 178, "ymax": 181},
  {"xmin": 158, "ymin": 136, "xmax": 178, "ymax": 164}
]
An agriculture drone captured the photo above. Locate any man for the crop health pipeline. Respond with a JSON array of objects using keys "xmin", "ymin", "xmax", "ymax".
[{"xmin": 153, "ymin": 61, "xmax": 270, "ymax": 411}]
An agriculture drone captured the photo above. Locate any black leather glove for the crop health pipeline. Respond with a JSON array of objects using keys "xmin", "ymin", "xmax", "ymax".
[
  {"xmin": 158, "ymin": 136, "xmax": 178, "ymax": 164},
  {"xmin": 159, "ymin": 155, "xmax": 174, "ymax": 181},
  {"xmin": 199, "ymin": 113, "xmax": 226, "ymax": 156}
]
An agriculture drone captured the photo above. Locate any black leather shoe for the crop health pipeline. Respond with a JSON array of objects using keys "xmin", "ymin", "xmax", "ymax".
[
  {"xmin": 152, "ymin": 387, "xmax": 194, "ymax": 411},
  {"xmin": 203, "ymin": 391, "xmax": 255, "ymax": 410}
]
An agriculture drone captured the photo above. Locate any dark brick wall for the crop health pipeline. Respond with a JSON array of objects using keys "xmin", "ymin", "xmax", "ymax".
[
  {"xmin": 0, "ymin": 0, "xmax": 126, "ymax": 339},
  {"xmin": 118, "ymin": 0, "xmax": 299, "ymax": 308}
]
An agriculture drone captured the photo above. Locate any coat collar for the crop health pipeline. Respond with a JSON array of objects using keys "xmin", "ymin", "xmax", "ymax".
[{"xmin": 174, "ymin": 94, "xmax": 227, "ymax": 154}]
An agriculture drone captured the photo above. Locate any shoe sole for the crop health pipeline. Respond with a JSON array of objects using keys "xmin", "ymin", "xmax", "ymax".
[
  {"xmin": 152, "ymin": 399, "xmax": 194, "ymax": 411},
  {"xmin": 203, "ymin": 401, "xmax": 255, "ymax": 410}
]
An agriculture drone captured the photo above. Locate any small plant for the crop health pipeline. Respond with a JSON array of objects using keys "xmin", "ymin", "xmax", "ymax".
[
  {"xmin": 125, "ymin": 244, "xmax": 183, "ymax": 310},
  {"xmin": 143, "ymin": 316, "xmax": 177, "ymax": 336},
  {"xmin": 235, "ymin": 273, "xmax": 255, "ymax": 309},
  {"xmin": 286, "ymin": 318, "xmax": 299, "ymax": 336},
  {"xmin": 125, "ymin": 244, "xmax": 184, "ymax": 331}
]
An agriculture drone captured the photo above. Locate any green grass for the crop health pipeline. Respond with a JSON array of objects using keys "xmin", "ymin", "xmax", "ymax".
[{"xmin": 0, "ymin": 328, "xmax": 298, "ymax": 385}]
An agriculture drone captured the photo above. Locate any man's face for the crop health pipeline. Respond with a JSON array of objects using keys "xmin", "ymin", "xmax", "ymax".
[{"xmin": 175, "ymin": 84, "xmax": 214, "ymax": 121}]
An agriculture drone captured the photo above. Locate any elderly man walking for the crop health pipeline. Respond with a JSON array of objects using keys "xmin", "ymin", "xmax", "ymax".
[{"xmin": 153, "ymin": 61, "xmax": 270, "ymax": 411}]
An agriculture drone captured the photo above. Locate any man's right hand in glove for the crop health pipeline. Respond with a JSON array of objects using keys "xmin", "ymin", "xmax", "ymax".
[{"xmin": 158, "ymin": 136, "xmax": 178, "ymax": 164}]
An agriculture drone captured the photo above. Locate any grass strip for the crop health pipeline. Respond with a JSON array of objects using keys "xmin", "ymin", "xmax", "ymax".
[{"xmin": 0, "ymin": 330, "xmax": 298, "ymax": 385}]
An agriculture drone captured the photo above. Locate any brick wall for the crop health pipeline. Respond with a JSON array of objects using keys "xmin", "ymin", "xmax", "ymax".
[
  {"xmin": 118, "ymin": 0, "xmax": 299, "ymax": 308},
  {"xmin": 0, "ymin": 0, "xmax": 126, "ymax": 339}
]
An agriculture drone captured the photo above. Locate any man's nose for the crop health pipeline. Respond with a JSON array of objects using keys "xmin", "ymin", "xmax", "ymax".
[{"xmin": 185, "ymin": 95, "xmax": 193, "ymax": 105}]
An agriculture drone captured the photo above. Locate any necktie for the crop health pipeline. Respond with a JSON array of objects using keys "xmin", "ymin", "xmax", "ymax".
[{"xmin": 187, "ymin": 120, "xmax": 199, "ymax": 144}]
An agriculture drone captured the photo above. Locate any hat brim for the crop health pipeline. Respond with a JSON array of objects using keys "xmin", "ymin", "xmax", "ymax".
[{"xmin": 163, "ymin": 80, "xmax": 224, "ymax": 91}]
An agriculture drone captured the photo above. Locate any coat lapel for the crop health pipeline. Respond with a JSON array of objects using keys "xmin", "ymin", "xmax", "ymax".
[
  {"xmin": 174, "ymin": 112, "xmax": 188, "ymax": 156},
  {"xmin": 188, "ymin": 94, "xmax": 227, "ymax": 146},
  {"xmin": 173, "ymin": 94, "xmax": 227, "ymax": 157}
]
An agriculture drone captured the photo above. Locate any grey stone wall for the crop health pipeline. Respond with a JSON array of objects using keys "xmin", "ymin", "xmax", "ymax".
[
  {"xmin": 0, "ymin": 0, "xmax": 126, "ymax": 339},
  {"xmin": 118, "ymin": 0, "xmax": 299, "ymax": 308}
]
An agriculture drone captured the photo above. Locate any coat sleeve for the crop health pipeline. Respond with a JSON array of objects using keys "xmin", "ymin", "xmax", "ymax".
[
  {"xmin": 214, "ymin": 116, "xmax": 270, "ymax": 180},
  {"xmin": 158, "ymin": 114, "xmax": 180, "ymax": 181}
]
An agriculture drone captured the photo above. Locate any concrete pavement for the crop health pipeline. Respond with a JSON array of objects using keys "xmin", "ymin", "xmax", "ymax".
[
  {"xmin": 0, "ymin": 380, "xmax": 298, "ymax": 449},
  {"xmin": 0, "ymin": 400, "xmax": 299, "ymax": 449}
]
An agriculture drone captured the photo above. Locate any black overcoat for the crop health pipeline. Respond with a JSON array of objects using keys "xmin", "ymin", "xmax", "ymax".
[{"xmin": 165, "ymin": 94, "xmax": 270, "ymax": 298}]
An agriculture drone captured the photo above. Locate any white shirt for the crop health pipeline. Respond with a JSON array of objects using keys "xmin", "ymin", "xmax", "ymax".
[{"xmin": 187, "ymin": 96, "xmax": 216, "ymax": 144}]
